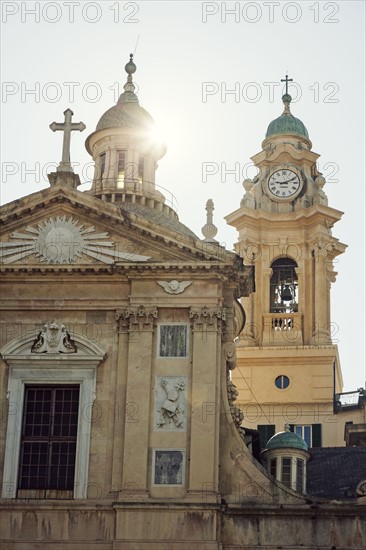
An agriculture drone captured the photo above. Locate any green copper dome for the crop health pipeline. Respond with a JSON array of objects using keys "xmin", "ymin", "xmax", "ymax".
[
  {"xmin": 265, "ymin": 94, "xmax": 309, "ymax": 139},
  {"xmin": 266, "ymin": 430, "xmax": 308, "ymax": 451}
]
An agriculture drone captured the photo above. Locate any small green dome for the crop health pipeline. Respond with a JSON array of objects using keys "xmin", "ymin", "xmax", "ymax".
[
  {"xmin": 266, "ymin": 430, "xmax": 308, "ymax": 451},
  {"xmin": 266, "ymin": 114, "xmax": 309, "ymax": 139},
  {"xmin": 265, "ymin": 94, "xmax": 309, "ymax": 139}
]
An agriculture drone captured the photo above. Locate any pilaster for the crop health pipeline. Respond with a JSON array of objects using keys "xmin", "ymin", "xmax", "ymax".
[
  {"xmin": 188, "ymin": 307, "xmax": 224, "ymax": 501},
  {"xmin": 117, "ymin": 306, "xmax": 158, "ymax": 500}
]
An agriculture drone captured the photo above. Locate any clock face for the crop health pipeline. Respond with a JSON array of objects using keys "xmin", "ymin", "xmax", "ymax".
[{"xmin": 268, "ymin": 169, "xmax": 301, "ymax": 199}]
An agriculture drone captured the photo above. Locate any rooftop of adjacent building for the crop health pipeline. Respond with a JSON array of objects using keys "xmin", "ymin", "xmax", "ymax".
[{"xmin": 307, "ymin": 446, "xmax": 366, "ymax": 500}]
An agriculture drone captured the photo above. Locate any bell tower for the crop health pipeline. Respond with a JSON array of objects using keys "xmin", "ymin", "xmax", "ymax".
[{"xmin": 226, "ymin": 77, "xmax": 347, "ymax": 448}]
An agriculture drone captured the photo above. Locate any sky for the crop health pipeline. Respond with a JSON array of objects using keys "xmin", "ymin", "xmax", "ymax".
[{"xmin": 1, "ymin": 1, "xmax": 365, "ymax": 391}]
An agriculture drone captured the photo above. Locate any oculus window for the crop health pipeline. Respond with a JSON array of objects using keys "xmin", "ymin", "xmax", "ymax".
[{"xmin": 275, "ymin": 375, "xmax": 290, "ymax": 389}]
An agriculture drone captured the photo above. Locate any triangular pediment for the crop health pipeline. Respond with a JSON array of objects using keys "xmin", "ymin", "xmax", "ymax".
[{"xmin": 0, "ymin": 185, "xmax": 228, "ymax": 268}]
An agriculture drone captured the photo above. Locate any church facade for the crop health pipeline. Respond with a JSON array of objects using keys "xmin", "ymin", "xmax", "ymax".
[{"xmin": 0, "ymin": 58, "xmax": 365, "ymax": 549}]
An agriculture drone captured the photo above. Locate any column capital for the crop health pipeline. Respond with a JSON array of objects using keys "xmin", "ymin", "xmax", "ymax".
[
  {"xmin": 116, "ymin": 306, "xmax": 158, "ymax": 332},
  {"xmin": 189, "ymin": 306, "xmax": 226, "ymax": 332}
]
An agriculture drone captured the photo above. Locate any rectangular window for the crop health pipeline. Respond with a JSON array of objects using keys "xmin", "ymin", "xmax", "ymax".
[
  {"xmin": 294, "ymin": 425, "xmax": 311, "ymax": 448},
  {"xmin": 117, "ymin": 150, "xmax": 126, "ymax": 188},
  {"xmin": 158, "ymin": 325, "xmax": 188, "ymax": 358},
  {"xmin": 270, "ymin": 458, "xmax": 277, "ymax": 478},
  {"xmin": 296, "ymin": 458, "xmax": 304, "ymax": 493},
  {"xmin": 18, "ymin": 386, "xmax": 79, "ymax": 496},
  {"xmin": 99, "ymin": 153, "xmax": 106, "ymax": 179},
  {"xmin": 138, "ymin": 157, "xmax": 144, "ymax": 185},
  {"xmin": 257, "ymin": 424, "xmax": 275, "ymax": 449},
  {"xmin": 281, "ymin": 457, "xmax": 292, "ymax": 488},
  {"xmin": 291, "ymin": 424, "xmax": 322, "ymax": 448}
]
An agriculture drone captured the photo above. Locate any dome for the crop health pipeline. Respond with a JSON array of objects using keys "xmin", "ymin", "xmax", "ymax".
[
  {"xmin": 96, "ymin": 102, "xmax": 154, "ymax": 132},
  {"xmin": 95, "ymin": 53, "xmax": 155, "ymax": 132},
  {"xmin": 266, "ymin": 114, "xmax": 309, "ymax": 139},
  {"xmin": 265, "ymin": 430, "xmax": 308, "ymax": 452},
  {"xmin": 265, "ymin": 94, "xmax": 309, "ymax": 140}
]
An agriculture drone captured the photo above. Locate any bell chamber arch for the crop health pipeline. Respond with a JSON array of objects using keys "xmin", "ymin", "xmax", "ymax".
[{"xmin": 269, "ymin": 257, "xmax": 298, "ymax": 314}]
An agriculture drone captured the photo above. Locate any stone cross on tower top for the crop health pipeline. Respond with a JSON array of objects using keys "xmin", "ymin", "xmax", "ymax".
[{"xmin": 50, "ymin": 108, "xmax": 86, "ymax": 173}]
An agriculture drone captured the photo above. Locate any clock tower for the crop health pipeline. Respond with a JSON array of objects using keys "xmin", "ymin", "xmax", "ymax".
[{"xmin": 226, "ymin": 79, "xmax": 347, "ymax": 448}]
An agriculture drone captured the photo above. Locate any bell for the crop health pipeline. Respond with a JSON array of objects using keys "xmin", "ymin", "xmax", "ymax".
[{"xmin": 281, "ymin": 284, "xmax": 293, "ymax": 302}]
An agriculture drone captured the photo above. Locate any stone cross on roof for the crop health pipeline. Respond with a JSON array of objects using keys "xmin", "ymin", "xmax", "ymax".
[{"xmin": 50, "ymin": 108, "xmax": 86, "ymax": 173}]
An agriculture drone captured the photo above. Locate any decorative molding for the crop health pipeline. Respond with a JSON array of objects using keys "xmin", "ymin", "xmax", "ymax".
[
  {"xmin": 189, "ymin": 306, "xmax": 226, "ymax": 332},
  {"xmin": 309, "ymin": 237, "xmax": 335, "ymax": 259},
  {"xmin": 224, "ymin": 342, "xmax": 237, "ymax": 370},
  {"xmin": 227, "ymin": 377, "xmax": 244, "ymax": 431},
  {"xmin": 155, "ymin": 376, "xmax": 187, "ymax": 431},
  {"xmin": 31, "ymin": 321, "xmax": 77, "ymax": 354},
  {"xmin": 356, "ymin": 480, "xmax": 366, "ymax": 497},
  {"xmin": 157, "ymin": 280, "xmax": 192, "ymax": 294},
  {"xmin": 237, "ymin": 238, "xmax": 261, "ymax": 264},
  {"xmin": 326, "ymin": 265, "xmax": 338, "ymax": 285},
  {"xmin": 115, "ymin": 306, "xmax": 158, "ymax": 332},
  {"xmin": 0, "ymin": 215, "xmax": 151, "ymax": 265}
]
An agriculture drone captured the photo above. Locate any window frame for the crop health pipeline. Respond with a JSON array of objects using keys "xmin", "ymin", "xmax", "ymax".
[
  {"xmin": 99, "ymin": 152, "xmax": 106, "ymax": 179},
  {"xmin": 152, "ymin": 448, "xmax": 186, "ymax": 487},
  {"xmin": 274, "ymin": 375, "xmax": 290, "ymax": 390},
  {"xmin": 290, "ymin": 423, "xmax": 322, "ymax": 448},
  {"xmin": 281, "ymin": 457, "xmax": 292, "ymax": 488},
  {"xmin": 117, "ymin": 150, "xmax": 126, "ymax": 188},
  {"xmin": 18, "ymin": 384, "xmax": 80, "ymax": 495},
  {"xmin": 1, "ymin": 331, "xmax": 105, "ymax": 499},
  {"xmin": 157, "ymin": 323, "xmax": 189, "ymax": 359}
]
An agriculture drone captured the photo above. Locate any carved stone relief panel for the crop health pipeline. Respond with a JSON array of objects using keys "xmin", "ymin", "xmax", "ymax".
[
  {"xmin": 153, "ymin": 449, "xmax": 185, "ymax": 486},
  {"xmin": 0, "ymin": 215, "xmax": 150, "ymax": 265},
  {"xmin": 157, "ymin": 280, "xmax": 192, "ymax": 294},
  {"xmin": 154, "ymin": 376, "xmax": 187, "ymax": 431}
]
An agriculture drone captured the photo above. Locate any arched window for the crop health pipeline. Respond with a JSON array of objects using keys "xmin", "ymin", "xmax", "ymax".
[{"xmin": 270, "ymin": 258, "xmax": 298, "ymax": 313}]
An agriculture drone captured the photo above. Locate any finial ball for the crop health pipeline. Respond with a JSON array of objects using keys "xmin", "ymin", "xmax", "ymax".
[
  {"xmin": 125, "ymin": 53, "xmax": 137, "ymax": 75},
  {"xmin": 282, "ymin": 93, "xmax": 292, "ymax": 104}
]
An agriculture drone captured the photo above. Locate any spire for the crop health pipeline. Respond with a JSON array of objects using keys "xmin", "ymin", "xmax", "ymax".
[
  {"xmin": 264, "ymin": 74, "xmax": 310, "ymax": 141},
  {"xmin": 201, "ymin": 199, "xmax": 218, "ymax": 242},
  {"xmin": 118, "ymin": 53, "xmax": 139, "ymax": 104}
]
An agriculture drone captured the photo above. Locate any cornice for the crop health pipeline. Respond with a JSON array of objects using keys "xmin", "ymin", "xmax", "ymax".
[
  {"xmin": 0, "ymin": 261, "xmax": 252, "ymax": 277},
  {"xmin": 226, "ymin": 203, "xmax": 345, "ymax": 232},
  {"xmin": 0, "ymin": 186, "xmax": 231, "ymax": 263}
]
